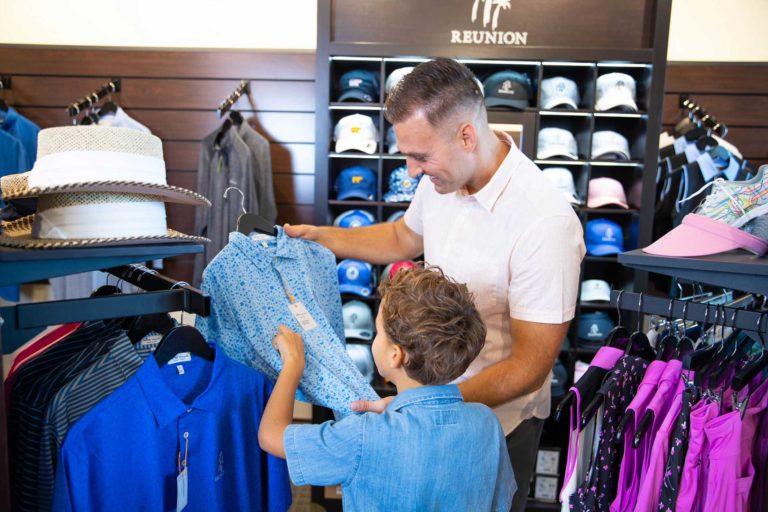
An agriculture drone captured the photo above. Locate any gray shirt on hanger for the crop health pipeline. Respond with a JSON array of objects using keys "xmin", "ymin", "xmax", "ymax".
[
  {"xmin": 240, "ymin": 122, "xmax": 277, "ymax": 224},
  {"xmin": 194, "ymin": 126, "xmax": 258, "ymax": 286}
]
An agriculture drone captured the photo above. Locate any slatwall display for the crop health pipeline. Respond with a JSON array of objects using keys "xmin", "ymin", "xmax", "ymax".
[{"xmin": 313, "ymin": 0, "xmax": 672, "ymax": 509}]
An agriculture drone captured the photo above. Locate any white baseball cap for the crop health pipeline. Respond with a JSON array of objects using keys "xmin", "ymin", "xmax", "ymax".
[
  {"xmin": 591, "ymin": 130, "xmax": 631, "ymax": 161},
  {"xmin": 334, "ymin": 114, "xmax": 378, "ymax": 155},
  {"xmin": 537, "ymin": 127, "xmax": 579, "ymax": 160},
  {"xmin": 385, "ymin": 67, "xmax": 414, "ymax": 95},
  {"xmin": 595, "ymin": 72, "xmax": 638, "ymax": 112},
  {"xmin": 343, "ymin": 300, "xmax": 374, "ymax": 340},
  {"xmin": 542, "ymin": 167, "xmax": 580, "ymax": 205},
  {"xmin": 580, "ymin": 279, "xmax": 611, "ymax": 302},
  {"xmin": 541, "ymin": 76, "xmax": 580, "ymax": 110},
  {"xmin": 346, "ymin": 343, "xmax": 375, "ymax": 383}
]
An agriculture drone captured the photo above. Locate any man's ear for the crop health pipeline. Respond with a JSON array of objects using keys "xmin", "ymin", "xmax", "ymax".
[{"xmin": 458, "ymin": 122, "xmax": 478, "ymax": 153}]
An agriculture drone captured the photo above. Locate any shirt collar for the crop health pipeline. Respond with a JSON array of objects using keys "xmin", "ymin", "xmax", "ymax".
[
  {"xmin": 0, "ymin": 106, "xmax": 18, "ymax": 128},
  {"xmin": 229, "ymin": 227, "xmax": 298, "ymax": 264},
  {"xmin": 460, "ymin": 131, "xmax": 519, "ymax": 213},
  {"xmin": 697, "ymin": 151, "xmax": 740, "ymax": 182},
  {"xmin": 136, "ymin": 343, "xmax": 228, "ymax": 428},
  {"xmin": 390, "ymin": 384, "xmax": 463, "ymax": 411}
]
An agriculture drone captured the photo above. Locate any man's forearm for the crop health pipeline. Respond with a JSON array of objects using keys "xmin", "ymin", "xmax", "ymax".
[
  {"xmin": 314, "ymin": 223, "xmax": 418, "ymax": 264},
  {"xmin": 458, "ymin": 356, "xmax": 552, "ymax": 408},
  {"xmin": 258, "ymin": 366, "xmax": 302, "ymax": 458}
]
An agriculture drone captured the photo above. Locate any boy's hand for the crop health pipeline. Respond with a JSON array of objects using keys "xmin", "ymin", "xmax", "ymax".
[
  {"xmin": 351, "ymin": 395, "xmax": 394, "ymax": 414},
  {"xmin": 273, "ymin": 325, "xmax": 305, "ymax": 376}
]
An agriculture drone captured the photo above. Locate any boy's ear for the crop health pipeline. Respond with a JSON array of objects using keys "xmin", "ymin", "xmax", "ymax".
[{"xmin": 390, "ymin": 344, "xmax": 406, "ymax": 370}]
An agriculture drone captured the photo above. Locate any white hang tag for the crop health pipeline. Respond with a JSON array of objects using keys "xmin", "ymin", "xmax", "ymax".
[
  {"xmin": 288, "ymin": 302, "xmax": 318, "ymax": 332},
  {"xmin": 168, "ymin": 352, "xmax": 191, "ymax": 365},
  {"xmin": 176, "ymin": 467, "xmax": 188, "ymax": 511},
  {"xmin": 177, "ymin": 365, "xmax": 186, "ymax": 375}
]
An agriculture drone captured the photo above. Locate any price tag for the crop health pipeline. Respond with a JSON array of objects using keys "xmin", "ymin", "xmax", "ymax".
[
  {"xmin": 289, "ymin": 301, "xmax": 318, "ymax": 332},
  {"xmin": 176, "ymin": 467, "xmax": 188, "ymax": 511}
]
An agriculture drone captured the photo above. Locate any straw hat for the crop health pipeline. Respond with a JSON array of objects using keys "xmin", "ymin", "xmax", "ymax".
[
  {"xmin": 0, "ymin": 126, "xmax": 210, "ymax": 206},
  {"xmin": 0, "ymin": 126, "xmax": 210, "ymax": 249}
]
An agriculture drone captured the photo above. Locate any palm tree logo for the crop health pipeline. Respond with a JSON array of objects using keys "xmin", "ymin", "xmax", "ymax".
[{"xmin": 472, "ymin": 0, "xmax": 512, "ymax": 31}]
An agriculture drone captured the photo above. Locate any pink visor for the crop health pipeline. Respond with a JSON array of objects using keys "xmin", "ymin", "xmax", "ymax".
[{"xmin": 643, "ymin": 213, "xmax": 768, "ymax": 257}]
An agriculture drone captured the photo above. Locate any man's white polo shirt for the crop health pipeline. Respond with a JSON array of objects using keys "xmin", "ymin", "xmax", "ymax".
[{"xmin": 404, "ymin": 132, "xmax": 585, "ymax": 434}]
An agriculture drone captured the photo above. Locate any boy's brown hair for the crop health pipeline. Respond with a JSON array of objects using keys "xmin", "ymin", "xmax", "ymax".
[{"xmin": 378, "ymin": 264, "xmax": 486, "ymax": 385}]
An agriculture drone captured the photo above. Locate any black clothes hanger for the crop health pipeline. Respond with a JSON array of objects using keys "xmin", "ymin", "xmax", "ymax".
[
  {"xmin": 126, "ymin": 312, "xmax": 175, "ymax": 344},
  {"xmin": 154, "ymin": 325, "xmax": 214, "ymax": 366},
  {"xmin": 623, "ymin": 293, "xmax": 655, "ymax": 360},
  {"xmin": 98, "ymin": 100, "xmax": 118, "ymax": 117},
  {"xmin": 655, "ymin": 299, "xmax": 679, "ymax": 360},
  {"xmin": 733, "ymin": 312, "xmax": 768, "ymax": 392},
  {"xmin": 603, "ymin": 291, "xmax": 630, "ymax": 349},
  {"xmin": 222, "ymin": 187, "xmax": 277, "ymax": 236}
]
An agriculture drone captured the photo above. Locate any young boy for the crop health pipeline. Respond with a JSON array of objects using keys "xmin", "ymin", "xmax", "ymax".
[{"xmin": 259, "ymin": 265, "xmax": 515, "ymax": 511}]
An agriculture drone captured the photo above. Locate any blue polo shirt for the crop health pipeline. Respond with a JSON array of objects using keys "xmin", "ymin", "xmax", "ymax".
[
  {"xmin": 0, "ymin": 107, "xmax": 39, "ymax": 169},
  {"xmin": 52, "ymin": 344, "xmax": 291, "ymax": 512}
]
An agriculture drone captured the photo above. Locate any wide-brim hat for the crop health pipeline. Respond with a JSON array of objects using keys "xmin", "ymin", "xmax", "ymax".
[
  {"xmin": 0, "ymin": 191, "xmax": 209, "ymax": 249},
  {"xmin": 0, "ymin": 126, "xmax": 210, "ymax": 207}
]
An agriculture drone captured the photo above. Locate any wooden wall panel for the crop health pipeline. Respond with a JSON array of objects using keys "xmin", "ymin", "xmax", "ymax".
[
  {"xmin": 0, "ymin": 46, "xmax": 316, "ymax": 283},
  {"xmin": 663, "ymin": 62, "xmax": 768, "ymax": 163}
]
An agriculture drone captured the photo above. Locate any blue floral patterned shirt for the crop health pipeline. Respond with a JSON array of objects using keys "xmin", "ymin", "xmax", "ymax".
[{"xmin": 196, "ymin": 230, "xmax": 378, "ymax": 415}]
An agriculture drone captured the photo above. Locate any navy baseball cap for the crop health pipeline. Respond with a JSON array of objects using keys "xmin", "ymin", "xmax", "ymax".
[
  {"xmin": 551, "ymin": 361, "xmax": 569, "ymax": 397},
  {"xmin": 335, "ymin": 166, "xmax": 377, "ymax": 201},
  {"xmin": 338, "ymin": 259, "xmax": 373, "ymax": 297},
  {"xmin": 483, "ymin": 70, "xmax": 532, "ymax": 110},
  {"xmin": 586, "ymin": 218, "xmax": 625, "ymax": 256},
  {"xmin": 383, "ymin": 166, "xmax": 422, "ymax": 203},
  {"xmin": 333, "ymin": 209, "xmax": 375, "ymax": 228},
  {"xmin": 338, "ymin": 70, "xmax": 380, "ymax": 103},
  {"xmin": 578, "ymin": 311, "xmax": 616, "ymax": 346}
]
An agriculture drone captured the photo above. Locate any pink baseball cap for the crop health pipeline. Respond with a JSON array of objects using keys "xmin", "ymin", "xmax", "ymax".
[
  {"xmin": 587, "ymin": 177, "xmax": 628, "ymax": 209},
  {"xmin": 643, "ymin": 213, "xmax": 768, "ymax": 257}
]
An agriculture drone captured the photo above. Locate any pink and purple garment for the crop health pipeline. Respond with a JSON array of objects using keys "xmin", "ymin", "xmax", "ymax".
[
  {"xmin": 674, "ymin": 398, "xmax": 719, "ymax": 512},
  {"xmin": 632, "ymin": 372, "xmax": 692, "ymax": 512},
  {"xmin": 611, "ymin": 360, "xmax": 668, "ymax": 512}
]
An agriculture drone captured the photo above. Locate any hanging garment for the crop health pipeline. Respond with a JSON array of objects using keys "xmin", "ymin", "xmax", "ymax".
[
  {"xmin": 560, "ymin": 346, "xmax": 624, "ymax": 511},
  {"xmin": 750, "ymin": 403, "xmax": 768, "ymax": 512},
  {"xmin": 739, "ymin": 378, "xmax": 768, "ymax": 511},
  {"xmin": 633, "ymin": 374, "xmax": 690, "ymax": 512},
  {"xmin": 196, "ymin": 230, "xmax": 377, "ymax": 416},
  {"xmin": 0, "ymin": 106, "xmax": 39, "ymax": 170},
  {"xmin": 571, "ymin": 355, "xmax": 649, "ymax": 512},
  {"xmin": 674, "ymin": 399, "xmax": 719, "ymax": 512},
  {"xmin": 238, "ymin": 122, "xmax": 277, "ymax": 223},
  {"xmin": 611, "ymin": 360, "xmax": 667, "ymax": 512},
  {"xmin": 96, "ymin": 106, "xmax": 151, "ymax": 132},
  {"xmin": 36, "ymin": 334, "xmax": 158, "ymax": 512},
  {"xmin": 8, "ymin": 321, "xmax": 124, "ymax": 512},
  {"xmin": 193, "ymin": 127, "xmax": 258, "ymax": 286},
  {"xmin": 656, "ymin": 386, "xmax": 695, "ymax": 511},
  {"xmin": 701, "ymin": 410, "xmax": 744, "ymax": 511},
  {"xmin": 3, "ymin": 322, "xmax": 83, "ymax": 400},
  {"xmin": 52, "ymin": 344, "xmax": 291, "ymax": 512},
  {"xmin": 641, "ymin": 359, "xmax": 683, "ymax": 474}
]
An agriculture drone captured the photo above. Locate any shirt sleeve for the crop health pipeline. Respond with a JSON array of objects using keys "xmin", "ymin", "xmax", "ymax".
[
  {"xmin": 283, "ymin": 414, "xmax": 365, "ymax": 487},
  {"xmin": 508, "ymin": 214, "xmax": 585, "ymax": 323},
  {"xmin": 403, "ymin": 178, "xmax": 430, "ymax": 236},
  {"xmin": 52, "ymin": 438, "xmax": 84, "ymax": 512}
]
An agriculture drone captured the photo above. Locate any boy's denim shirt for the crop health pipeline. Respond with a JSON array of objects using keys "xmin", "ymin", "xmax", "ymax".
[{"xmin": 284, "ymin": 384, "xmax": 516, "ymax": 511}]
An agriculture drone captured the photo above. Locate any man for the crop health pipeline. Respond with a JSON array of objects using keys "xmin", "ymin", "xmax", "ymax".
[{"xmin": 286, "ymin": 58, "xmax": 584, "ymax": 511}]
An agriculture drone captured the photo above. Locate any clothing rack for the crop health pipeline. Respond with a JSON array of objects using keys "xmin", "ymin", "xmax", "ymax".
[
  {"xmin": 66, "ymin": 78, "xmax": 121, "ymax": 117},
  {"xmin": 611, "ymin": 290, "xmax": 768, "ymax": 336},
  {"xmin": 217, "ymin": 79, "xmax": 250, "ymax": 116},
  {"xmin": 0, "ymin": 263, "xmax": 209, "ymax": 354},
  {"xmin": 679, "ymin": 94, "xmax": 728, "ymax": 137}
]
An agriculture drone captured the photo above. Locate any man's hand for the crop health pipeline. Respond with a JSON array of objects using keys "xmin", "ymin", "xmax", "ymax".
[
  {"xmin": 351, "ymin": 395, "xmax": 394, "ymax": 413},
  {"xmin": 283, "ymin": 223, "xmax": 319, "ymax": 241},
  {"xmin": 273, "ymin": 325, "xmax": 305, "ymax": 378}
]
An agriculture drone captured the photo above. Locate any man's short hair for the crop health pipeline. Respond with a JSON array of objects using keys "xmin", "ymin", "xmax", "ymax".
[
  {"xmin": 378, "ymin": 263, "xmax": 486, "ymax": 385},
  {"xmin": 384, "ymin": 58, "xmax": 483, "ymax": 127}
]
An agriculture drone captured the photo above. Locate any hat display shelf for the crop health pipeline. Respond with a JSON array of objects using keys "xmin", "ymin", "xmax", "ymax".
[{"xmin": 315, "ymin": 1, "xmax": 672, "ymax": 508}]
